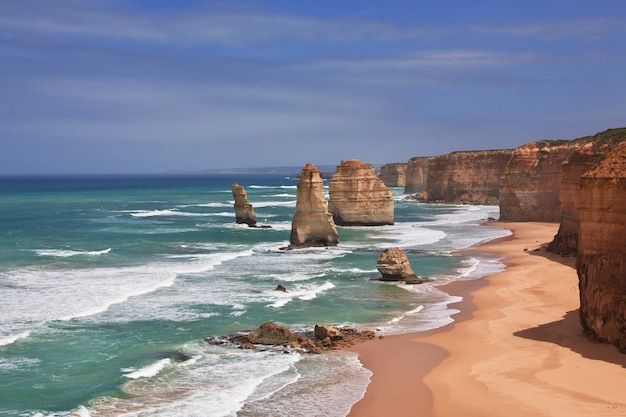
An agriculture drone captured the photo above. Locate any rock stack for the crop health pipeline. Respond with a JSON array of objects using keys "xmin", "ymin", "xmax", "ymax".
[
  {"xmin": 577, "ymin": 141, "xmax": 626, "ymax": 352},
  {"xmin": 289, "ymin": 163, "xmax": 339, "ymax": 248},
  {"xmin": 232, "ymin": 183, "xmax": 257, "ymax": 227},
  {"xmin": 376, "ymin": 247, "xmax": 423, "ymax": 284},
  {"xmin": 328, "ymin": 159, "xmax": 394, "ymax": 226}
]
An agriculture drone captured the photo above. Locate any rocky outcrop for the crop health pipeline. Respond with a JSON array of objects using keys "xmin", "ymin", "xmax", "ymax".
[
  {"xmin": 499, "ymin": 140, "xmax": 584, "ymax": 222},
  {"xmin": 379, "ymin": 163, "xmax": 407, "ymax": 187},
  {"xmin": 547, "ymin": 128, "xmax": 626, "ymax": 255},
  {"xmin": 376, "ymin": 247, "xmax": 423, "ymax": 284},
  {"xmin": 289, "ymin": 164, "xmax": 339, "ymax": 248},
  {"xmin": 232, "ymin": 183, "xmax": 257, "ymax": 227},
  {"xmin": 426, "ymin": 150, "xmax": 514, "ymax": 204},
  {"xmin": 328, "ymin": 159, "xmax": 394, "ymax": 226},
  {"xmin": 404, "ymin": 157, "xmax": 432, "ymax": 194},
  {"xmin": 224, "ymin": 321, "xmax": 376, "ymax": 353},
  {"xmin": 576, "ymin": 141, "xmax": 626, "ymax": 352}
]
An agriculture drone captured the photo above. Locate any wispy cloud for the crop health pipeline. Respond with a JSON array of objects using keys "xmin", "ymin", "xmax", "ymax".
[
  {"xmin": 472, "ymin": 17, "xmax": 626, "ymax": 40},
  {"xmin": 0, "ymin": 1, "xmax": 428, "ymax": 47}
]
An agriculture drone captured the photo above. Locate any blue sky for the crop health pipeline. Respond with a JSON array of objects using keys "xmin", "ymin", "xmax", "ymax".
[{"xmin": 1, "ymin": 0, "xmax": 625, "ymax": 174}]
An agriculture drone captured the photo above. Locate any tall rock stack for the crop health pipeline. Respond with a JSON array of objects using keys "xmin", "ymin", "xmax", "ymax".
[
  {"xmin": 232, "ymin": 183, "xmax": 257, "ymax": 227},
  {"xmin": 577, "ymin": 141, "xmax": 626, "ymax": 352},
  {"xmin": 328, "ymin": 159, "xmax": 394, "ymax": 226},
  {"xmin": 289, "ymin": 164, "xmax": 339, "ymax": 248},
  {"xmin": 404, "ymin": 156, "xmax": 432, "ymax": 194}
]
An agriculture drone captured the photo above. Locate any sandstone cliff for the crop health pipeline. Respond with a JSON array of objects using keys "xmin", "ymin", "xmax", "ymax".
[
  {"xmin": 499, "ymin": 140, "xmax": 584, "ymax": 222},
  {"xmin": 328, "ymin": 159, "xmax": 394, "ymax": 226},
  {"xmin": 577, "ymin": 141, "xmax": 626, "ymax": 352},
  {"xmin": 289, "ymin": 163, "xmax": 339, "ymax": 248},
  {"xmin": 426, "ymin": 150, "xmax": 514, "ymax": 204},
  {"xmin": 231, "ymin": 183, "xmax": 257, "ymax": 227},
  {"xmin": 547, "ymin": 128, "xmax": 626, "ymax": 255},
  {"xmin": 404, "ymin": 157, "xmax": 432, "ymax": 194},
  {"xmin": 378, "ymin": 163, "xmax": 407, "ymax": 187}
]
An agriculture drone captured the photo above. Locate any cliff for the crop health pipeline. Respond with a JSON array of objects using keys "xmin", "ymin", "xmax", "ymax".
[
  {"xmin": 426, "ymin": 150, "xmax": 514, "ymax": 204},
  {"xmin": 378, "ymin": 163, "xmax": 407, "ymax": 187},
  {"xmin": 547, "ymin": 128, "xmax": 626, "ymax": 255},
  {"xmin": 404, "ymin": 157, "xmax": 432, "ymax": 194},
  {"xmin": 231, "ymin": 183, "xmax": 257, "ymax": 227},
  {"xmin": 577, "ymin": 141, "xmax": 626, "ymax": 352},
  {"xmin": 328, "ymin": 159, "xmax": 394, "ymax": 226},
  {"xmin": 499, "ymin": 140, "xmax": 584, "ymax": 222},
  {"xmin": 289, "ymin": 163, "xmax": 339, "ymax": 248}
]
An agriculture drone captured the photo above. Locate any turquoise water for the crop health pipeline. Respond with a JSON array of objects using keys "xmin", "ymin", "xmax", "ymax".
[{"xmin": 0, "ymin": 174, "xmax": 509, "ymax": 416}]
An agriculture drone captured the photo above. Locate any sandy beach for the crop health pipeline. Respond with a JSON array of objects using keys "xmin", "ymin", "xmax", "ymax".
[{"xmin": 348, "ymin": 222, "xmax": 626, "ymax": 417}]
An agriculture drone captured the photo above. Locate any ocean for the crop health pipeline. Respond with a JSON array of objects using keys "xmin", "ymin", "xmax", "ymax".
[{"xmin": 0, "ymin": 174, "xmax": 510, "ymax": 417}]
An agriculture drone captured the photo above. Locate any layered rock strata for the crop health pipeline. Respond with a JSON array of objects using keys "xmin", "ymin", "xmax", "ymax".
[
  {"xmin": 378, "ymin": 163, "xmax": 407, "ymax": 187},
  {"xmin": 404, "ymin": 157, "xmax": 432, "ymax": 194},
  {"xmin": 426, "ymin": 150, "xmax": 514, "ymax": 204},
  {"xmin": 499, "ymin": 140, "xmax": 584, "ymax": 222},
  {"xmin": 328, "ymin": 159, "xmax": 394, "ymax": 226},
  {"xmin": 548, "ymin": 128, "xmax": 626, "ymax": 255},
  {"xmin": 376, "ymin": 247, "xmax": 423, "ymax": 284},
  {"xmin": 289, "ymin": 163, "xmax": 339, "ymax": 248},
  {"xmin": 231, "ymin": 183, "xmax": 257, "ymax": 227},
  {"xmin": 576, "ymin": 142, "xmax": 626, "ymax": 352}
]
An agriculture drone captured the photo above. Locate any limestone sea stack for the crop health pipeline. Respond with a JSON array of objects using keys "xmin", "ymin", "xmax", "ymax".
[
  {"xmin": 404, "ymin": 156, "xmax": 432, "ymax": 194},
  {"xmin": 231, "ymin": 183, "xmax": 257, "ymax": 227},
  {"xmin": 328, "ymin": 159, "xmax": 394, "ymax": 226},
  {"xmin": 577, "ymin": 141, "xmax": 626, "ymax": 352},
  {"xmin": 376, "ymin": 247, "xmax": 423, "ymax": 284},
  {"xmin": 289, "ymin": 163, "xmax": 339, "ymax": 248}
]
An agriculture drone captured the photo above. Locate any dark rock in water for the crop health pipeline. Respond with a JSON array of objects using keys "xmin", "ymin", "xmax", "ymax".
[
  {"xmin": 376, "ymin": 247, "xmax": 423, "ymax": 284},
  {"xmin": 247, "ymin": 321, "xmax": 300, "ymax": 345},
  {"xmin": 314, "ymin": 324, "xmax": 344, "ymax": 341},
  {"xmin": 221, "ymin": 321, "xmax": 376, "ymax": 353},
  {"xmin": 274, "ymin": 284, "xmax": 287, "ymax": 292}
]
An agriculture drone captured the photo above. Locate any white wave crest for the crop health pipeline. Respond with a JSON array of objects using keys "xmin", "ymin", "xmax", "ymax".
[
  {"xmin": 35, "ymin": 248, "xmax": 111, "ymax": 257},
  {"xmin": 123, "ymin": 358, "xmax": 171, "ymax": 379},
  {"xmin": 268, "ymin": 281, "xmax": 335, "ymax": 308},
  {"xmin": 0, "ymin": 331, "xmax": 31, "ymax": 347}
]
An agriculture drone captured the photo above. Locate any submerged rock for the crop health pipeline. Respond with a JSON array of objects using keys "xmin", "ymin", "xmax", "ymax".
[{"xmin": 376, "ymin": 247, "xmax": 423, "ymax": 284}]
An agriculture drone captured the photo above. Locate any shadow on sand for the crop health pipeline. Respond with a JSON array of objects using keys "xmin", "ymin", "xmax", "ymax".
[
  {"xmin": 514, "ymin": 309, "xmax": 626, "ymax": 368},
  {"xmin": 514, "ymin": 245, "xmax": 626, "ymax": 366}
]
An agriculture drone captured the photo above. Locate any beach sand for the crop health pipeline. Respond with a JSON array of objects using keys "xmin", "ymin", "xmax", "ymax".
[{"xmin": 348, "ymin": 222, "xmax": 626, "ymax": 417}]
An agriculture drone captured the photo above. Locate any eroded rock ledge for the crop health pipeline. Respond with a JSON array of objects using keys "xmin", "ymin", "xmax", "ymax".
[{"xmin": 210, "ymin": 321, "xmax": 376, "ymax": 354}]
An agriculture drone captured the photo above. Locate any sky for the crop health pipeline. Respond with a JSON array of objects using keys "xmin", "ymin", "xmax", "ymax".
[{"xmin": 1, "ymin": 0, "xmax": 625, "ymax": 175}]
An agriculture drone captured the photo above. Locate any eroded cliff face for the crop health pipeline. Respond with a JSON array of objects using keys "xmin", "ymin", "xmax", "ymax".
[
  {"xmin": 547, "ymin": 128, "xmax": 626, "ymax": 255},
  {"xmin": 426, "ymin": 150, "xmax": 514, "ymax": 204},
  {"xmin": 577, "ymin": 141, "xmax": 626, "ymax": 352},
  {"xmin": 499, "ymin": 140, "xmax": 583, "ymax": 222},
  {"xmin": 289, "ymin": 164, "xmax": 339, "ymax": 248},
  {"xmin": 404, "ymin": 157, "xmax": 432, "ymax": 194},
  {"xmin": 378, "ymin": 163, "xmax": 407, "ymax": 187},
  {"xmin": 328, "ymin": 159, "xmax": 394, "ymax": 226}
]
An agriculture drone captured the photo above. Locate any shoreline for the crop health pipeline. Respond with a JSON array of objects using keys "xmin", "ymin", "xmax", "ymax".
[{"xmin": 348, "ymin": 221, "xmax": 626, "ymax": 417}]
